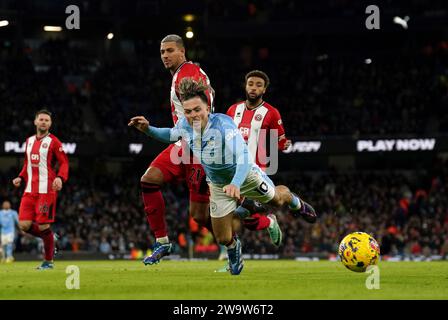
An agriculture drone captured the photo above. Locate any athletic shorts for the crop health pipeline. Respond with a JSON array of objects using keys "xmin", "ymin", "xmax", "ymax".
[
  {"xmin": 150, "ymin": 142, "xmax": 210, "ymax": 203},
  {"xmin": 208, "ymin": 166, "xmax": 276, "ymax": 218},
  {"xmin": 19, "ymin": 192, "xmax": 57, "ymax": 224},
  {"xmin": 1, "ymin": 233, "xmax": 14, "ymax": 245}
]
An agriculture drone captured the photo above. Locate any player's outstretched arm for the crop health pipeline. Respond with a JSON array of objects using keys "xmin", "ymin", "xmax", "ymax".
[
  {"xmin": 128, "ymin": 116, "xmax": 150, "ymax": 133},
  {"xmin": 128, "ymin": 115, "xmax": 183, "ymax": 144}
]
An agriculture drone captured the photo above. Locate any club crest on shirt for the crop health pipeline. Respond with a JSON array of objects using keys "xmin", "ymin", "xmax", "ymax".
[
  {"xmin": 255, "ymin": 114, "xmax": 263, "ymax": 121},
  {"xmin": 42, "ymin": 143, "xmax": 48, "ymax": 149}
]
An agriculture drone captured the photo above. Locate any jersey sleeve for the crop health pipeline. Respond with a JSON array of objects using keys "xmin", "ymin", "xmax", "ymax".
[
  {"xmin": 19, "ymin": 138, "xmax": 29, "ymax": 181},
  {"xmin": 52, "ymin": 138, "xmax": 69, "ymax": 183},
  {"xmin": 226, "ymin": 104, "xmax": 236, "ymax": 118},
  {"xmin": 268, "ymin": 107, "xmax": 288, "ymax": 150},
  {"xmin": 146, "ymin": 118, "xmax": 190, "ymax": 143}
]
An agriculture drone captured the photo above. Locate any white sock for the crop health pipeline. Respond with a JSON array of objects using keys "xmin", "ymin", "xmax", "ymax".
[{"xmin": 156, "ymin": 236, "xmax": 169, "ymax": 244}]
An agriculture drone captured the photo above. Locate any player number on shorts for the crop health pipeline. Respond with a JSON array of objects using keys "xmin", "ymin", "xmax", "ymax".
[
  {"xmin": 189, "ymin": 167, "xmax": 202, "ymax": 184},
  {"xmin": 256, "ymin": 182, "xmax": 269, "ymax": 195}
]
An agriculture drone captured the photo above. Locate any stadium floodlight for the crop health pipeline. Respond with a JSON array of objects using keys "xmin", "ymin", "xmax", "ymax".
[
  {"xmin": 44, "ymin": 26, "xmax": 62, "ymax": 32},
  {"xmin": 393, "ymin": 16, "xmax": 409, "ymax": 29},
  {"xmin": 365, "ymin": 58, "xmax": 372, "ymax": 64},
  {"xmin": 107, "ymin": 33, "xmax": 114, "ymax": 40},
  {"xmin": 186, "ymin": 30, "xmax": 194, "ymax": 39},
  {"xmin": 0, "ymin": 20, "xmax": 9, "ymax": 27},
  {"xmin": 183, "ymin": 14, "xmax": 195, "ymax": 22}
]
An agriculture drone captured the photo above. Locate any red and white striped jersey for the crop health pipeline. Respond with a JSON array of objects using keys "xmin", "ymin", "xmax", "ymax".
[
  {"xmin": 19, "ymin": 133, "xmax": 69, "ymax": 194},
  {"xmin": 227, "ymin": 101, "xmax": 287, "ymax": 170},
  {"xmin": 170, "ymin": 61, "xmax": 213, "ymax": 125}
]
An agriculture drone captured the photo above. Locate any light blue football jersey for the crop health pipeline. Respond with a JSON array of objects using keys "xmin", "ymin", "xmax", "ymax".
[
  {"xmin": 147, "ymin": 113, "xmax": 254, "ymax": 187},
  {"xmin": 0, "ymin": 209, "xmax": 19, "ymax": 235}
]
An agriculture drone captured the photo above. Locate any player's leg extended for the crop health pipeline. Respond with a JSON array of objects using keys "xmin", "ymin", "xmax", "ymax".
[
  {"xmin": 141, "ymin": 166, "xmax": 168, "ymax": 241},
  {"xmin": 32, "ymin": 193, "xmax": 57, "ymax": 269},
  {"xmin": 142, "ymin": 144, "xmax": 184, "ymax": 265},
  {"xmin": 235, "ymin": 198, "xmax": 272, "ymax": 233},
  {"xmin": 239, "ymin": 170, "xmax": 283, "ymax": 247},
  {"xmin": 268, "ymin": 185, "xmax": 317, "ymax": 223},
  {"xmin": 211, "ymin": 213, "xmax": 243, "ymax": 276}
]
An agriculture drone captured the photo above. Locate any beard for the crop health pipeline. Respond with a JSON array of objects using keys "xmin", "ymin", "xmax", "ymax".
[{"xmin": 246, "ymin": 92, "xmax": 262, "ymax": 103}]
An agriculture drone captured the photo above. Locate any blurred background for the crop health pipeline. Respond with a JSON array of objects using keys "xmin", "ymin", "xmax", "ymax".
[{"xmin": 0, "ymin": 0, "xmax": 447, "ymax": 261}]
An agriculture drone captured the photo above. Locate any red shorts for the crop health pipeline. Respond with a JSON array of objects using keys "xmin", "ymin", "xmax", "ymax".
[
  {"xmin": 150, "ymin": 143, "xmax": 210, "ymax": 203},
  {"xmin": 19, "ymin": 192, "xmax": 57, "ymax": 224}
]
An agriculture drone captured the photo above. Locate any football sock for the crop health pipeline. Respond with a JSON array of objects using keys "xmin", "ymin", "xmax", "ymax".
[
  {"xmin": 242, "ymin": 214, "xmax": 271, "ymax": 231},
  {"xmin": 6, "ymin": 244, "xmax": 13, "ymax": 258},
  {"xmin": 141, "ymin": 182, "xmax": 168, "ymax": 239},
  {"xmin": 289, "ymin": 193, "xmax": 302, "ymax": 210},
  {"xmin": 26, "ymin": 223, "xmax": 54, "ymax": 261},
  {"xmin": 40, "ymin": 228, "xmax": 55, "ymax": 261}
]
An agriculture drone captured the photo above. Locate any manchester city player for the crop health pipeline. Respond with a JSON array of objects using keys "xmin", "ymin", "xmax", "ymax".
[
  {"xmin": 129, "ymin": 78, "xmax": 316, "ymax": 275},
  {"xmin": 0, "ymin": 200, "xmax": 19, "ymax": 263}
]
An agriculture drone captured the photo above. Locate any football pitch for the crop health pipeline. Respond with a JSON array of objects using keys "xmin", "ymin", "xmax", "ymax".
[{"xmin": 1, "ymin": 260, "xmax": 447, "ymax": 300}]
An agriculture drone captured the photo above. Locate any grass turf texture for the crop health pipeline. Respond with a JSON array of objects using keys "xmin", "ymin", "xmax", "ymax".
[{"xmin": 1, "ymin": 260, "xmax": 447, "ymax": 299}]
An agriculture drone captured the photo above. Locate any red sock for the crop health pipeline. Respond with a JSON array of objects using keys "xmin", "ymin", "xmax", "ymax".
[
  {"xmin": 27, "ymin": 223, "xmax": 54, "ymax": 261},
  {"xmin": 141, "ymin": 182, "xmax": 167, "ymax": 238},
  {"xmin": 40, "ymin": 228, "xmax": 55, "ymax": 261},
  {"xmin": 243, "ymin": 213, "xmax": 271, "ymax": 231}
]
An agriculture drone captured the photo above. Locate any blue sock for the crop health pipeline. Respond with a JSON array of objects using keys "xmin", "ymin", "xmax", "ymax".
[
  {"xmin": 6, "ymin": 244, "xmax": 13, "ymax": 258},
  {"xmin": 289, "ymin": 194, "xmax": 301, "ymax": 210}
]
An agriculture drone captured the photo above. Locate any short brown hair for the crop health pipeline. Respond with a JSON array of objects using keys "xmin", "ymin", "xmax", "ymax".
[
  {"xmin": 178, "ymin": 78, "xmax": 208, "ymax": 105},
  {"xmin": 161, "ymin": 34, "xmax": 184, "ymax": 48},
  {"xmin": 35, "ymin": 109, "xmax": 52, "ymax": 118},
  {"xmin": 245, "ymin": 70, "xmax": 270, "ymax": 88}
]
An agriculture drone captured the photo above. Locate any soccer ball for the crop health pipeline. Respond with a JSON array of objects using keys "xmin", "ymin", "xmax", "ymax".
[{"xmin": 338, "ymin": 232, "xmax": 380, "ymax": 272}]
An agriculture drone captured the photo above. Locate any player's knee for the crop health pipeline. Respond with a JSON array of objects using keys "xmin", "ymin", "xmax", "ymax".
[
  {"xmin": 38, "ymin": 224, "xmax": 50, "ymax": 232},
  {"xmin": 141, "ymin": 167, "xmax": 164, "ymax": 185},
  {"xmin": 19, "ymin": 221, "xmax": 31, "ymax": 232}
]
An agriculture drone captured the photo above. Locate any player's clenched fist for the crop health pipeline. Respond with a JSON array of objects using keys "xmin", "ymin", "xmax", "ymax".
[
  {"xmin": 128, "ymin": 116, "xmax": 150, "ymax": 133},
  {"xmin": 12, "ymin": 177, "xmax": 22, "ymax": 188},
  {"xmin": 223, "ymin": 184, "xmax": 240, "ymax": 200}
]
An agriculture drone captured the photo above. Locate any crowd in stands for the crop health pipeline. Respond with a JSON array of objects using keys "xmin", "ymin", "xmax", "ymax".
[
  {"xmin": 1, "ymin": 37, "xmax": 447, "ymax": 142},
  {"xmin": 0, "ymin": 41, "xmax": 94, "ymax": 142},
  {"xmin": 2, "ymin": 157, "xmax": 447, "ymax": 258}
]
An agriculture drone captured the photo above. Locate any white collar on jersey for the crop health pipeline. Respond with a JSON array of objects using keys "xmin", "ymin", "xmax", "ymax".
[{"xmin": 245, "ymin": 100, "xmax": 265, "ymax": 111}]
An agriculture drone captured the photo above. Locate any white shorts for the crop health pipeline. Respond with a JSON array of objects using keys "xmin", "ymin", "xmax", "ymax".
[
  {"xmin": 208, "ymin": 166, "xmax": 275, "ymax": 218},
  {"xmin": 1, "ymin": 233, "xmax": 14, "ymax": 245}
]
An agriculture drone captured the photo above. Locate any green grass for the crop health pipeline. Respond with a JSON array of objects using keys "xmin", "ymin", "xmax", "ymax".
[{"xmin": 1, "ymin": 260, "xmax": 447, "ymax": 299}]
